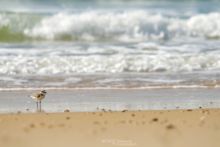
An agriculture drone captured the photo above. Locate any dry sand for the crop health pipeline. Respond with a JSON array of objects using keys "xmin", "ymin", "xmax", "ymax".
[{"xmin": 0, "ymin": 109, "xmax": 220, "ymax": 147}]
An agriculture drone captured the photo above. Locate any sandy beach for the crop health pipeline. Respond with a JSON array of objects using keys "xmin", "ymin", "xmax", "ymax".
[
  {"xmin": 0, "ymin": 109, "xmax": 220, "ymax": 147},
  {"xmin": 1, "ymin": 0, "xmax": 220, "ymax": 146}
]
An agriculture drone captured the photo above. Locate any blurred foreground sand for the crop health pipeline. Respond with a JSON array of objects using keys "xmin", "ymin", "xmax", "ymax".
[{"xmin": 0, "ymin": 109, "xmax": 220, "ymax": 147}]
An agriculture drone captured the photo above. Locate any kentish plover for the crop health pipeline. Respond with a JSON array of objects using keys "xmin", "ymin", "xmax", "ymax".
[{"xmin": 30, "ymin": 90, "xmax": 47, "ymax": 112}]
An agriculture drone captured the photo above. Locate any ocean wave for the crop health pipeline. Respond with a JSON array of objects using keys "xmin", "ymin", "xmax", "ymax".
[
  {"xmin": 1, "ymin": 11, "xmax": 220, "ymax": 42},
  {"xmin": 23, "ymin": 11, "xmax": 220, "ymax": 41},
  {"xmin": 0, "ymin": 53, "xmax": 220, "ymax": 74},
  {"xmin": 0, "ymin": 12, "xmax": 40, "ymax": 42},
  {"xmin": 0, "ymin": 15, "xmax": 9, "ymax": 27}
]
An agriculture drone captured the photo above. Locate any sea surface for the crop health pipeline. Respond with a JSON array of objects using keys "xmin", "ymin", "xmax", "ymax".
[{"xmin": 1, "ymin": 0, "xmax": 220, "ymax": 90}]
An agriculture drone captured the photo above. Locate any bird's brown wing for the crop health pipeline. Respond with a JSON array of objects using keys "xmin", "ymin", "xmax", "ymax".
[
  {"xmin": 37, "ymin": 94, "xmax": 42, "ymax": 98},
  {"xmin": 31, "ymin": 92, "xmax": 40, "ymax": 99}
]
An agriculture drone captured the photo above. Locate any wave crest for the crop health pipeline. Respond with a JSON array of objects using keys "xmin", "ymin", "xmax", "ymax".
[
  {"xmin": 24, "ymin": 11, "xmax": 220, "ymax": 42},
  {"xmin": 1, "ymin": 11, "xmax": 220, "ymax": 42}
]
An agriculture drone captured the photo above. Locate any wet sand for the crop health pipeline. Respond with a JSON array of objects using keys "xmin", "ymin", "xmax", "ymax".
[
  {"xmin": 1, "ymin": 88, "xmax": 220, "ymax": 112},
  {"xmin": 0, "ymin": 109, "xmax": 220, "ymax": 147}
]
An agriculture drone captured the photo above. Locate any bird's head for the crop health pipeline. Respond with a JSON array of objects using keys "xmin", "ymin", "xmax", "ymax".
[{"xmin": 41, "ymin": 90, "xmax": 47, "ymax": 94}]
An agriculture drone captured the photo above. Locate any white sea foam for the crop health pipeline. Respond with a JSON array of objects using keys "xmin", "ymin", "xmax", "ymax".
[
  {"xmin": 23, "ymin": 11, "xmax": 220, "ymax": 41},
  {"xmin": 0, "ymin": 15, "xmax": 9, "ymax": 27},
  {"xmin": 0, "ymin": 53, "xmax": 220, "ymax": 74}
]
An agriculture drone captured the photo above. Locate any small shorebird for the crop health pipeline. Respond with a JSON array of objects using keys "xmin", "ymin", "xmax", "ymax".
[{"xmin": 30, "ymin": 90, "xmax": 47, "ymax": 112}]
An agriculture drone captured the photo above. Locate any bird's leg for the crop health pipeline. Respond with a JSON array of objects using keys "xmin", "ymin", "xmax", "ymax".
[
  {"xmin": 39, "ymin": 101, "xmax": 41, "ymax": 112},
  {"xmin": 36, "ymin": 101, "xmax": 39, "ymax": 112}
]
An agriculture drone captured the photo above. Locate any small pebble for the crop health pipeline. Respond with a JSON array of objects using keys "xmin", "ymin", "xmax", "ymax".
[
  {"xmin": 131, "ymin": 114, "xmax": 135, "ymax": 117},
  {"xmin": 122, "ymin": 110, "xmax": 128, "ymax": 112},
  {"xmin": 29, "ymin": 123, "xmax": 35, "ymax": 128},
  {"xmin": 64, "ymin": 109, "xmax": 70, "ymax": 112},
  {"xmin": 166, "ymin": 124, "xmax": 175, "ymax": 130},
  {"xmin": 93, "ymin": 121, "xmax": 100, "ymax": 125},
  {"xmin": 101, "ymin": 108, "xmax": 106, "ymax": 112},
  {"xmin": 152, "ymin": 118, "xmax": 158, "ymax": 122}
]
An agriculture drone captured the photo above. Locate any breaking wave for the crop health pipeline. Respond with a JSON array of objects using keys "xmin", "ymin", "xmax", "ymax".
[
  {"xmin": 1, "ymin": 11, "xmax": 220, "ymax": 42},
  {"xmin": 1, "ymin": 53, "xmax": 220, "ymax": 74}
]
